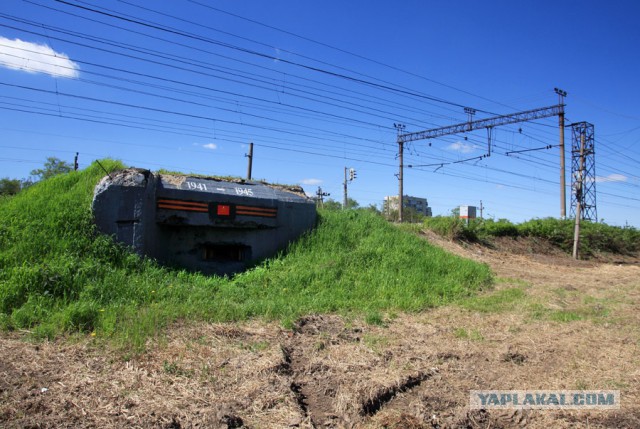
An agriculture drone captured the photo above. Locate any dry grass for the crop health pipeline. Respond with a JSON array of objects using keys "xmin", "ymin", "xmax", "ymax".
[{"xmin": 1, "ymin": 234, "xmax": 639, "ymax": 428}]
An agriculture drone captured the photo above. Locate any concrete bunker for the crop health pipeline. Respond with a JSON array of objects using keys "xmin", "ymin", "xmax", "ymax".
[{"xmin": 92, "ymin": 168, "xmax": 317, "ymax": 276}]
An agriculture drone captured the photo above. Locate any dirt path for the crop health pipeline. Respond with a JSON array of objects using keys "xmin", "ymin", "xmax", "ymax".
[{"xmin": 1, "ymin": 235, "xmax": 639, "ymax": 428}]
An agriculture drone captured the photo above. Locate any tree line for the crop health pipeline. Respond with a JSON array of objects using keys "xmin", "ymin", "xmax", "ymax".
[{"xmin": 0, "ymin": 157, "xmax": 73, "ymax": 196}]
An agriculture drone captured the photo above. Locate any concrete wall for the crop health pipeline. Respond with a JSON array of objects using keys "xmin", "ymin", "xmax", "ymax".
[{"xmin": 92, "ymin": 169, "xmax": 316, "ymax": 276}]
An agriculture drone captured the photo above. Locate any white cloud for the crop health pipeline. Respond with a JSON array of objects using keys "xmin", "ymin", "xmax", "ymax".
[
  {"xmin": 301, "ymin": 178, "xmax": 322, "ymax": 186},
  {"xmin": 447, "ymin": 141, "xmax": 476, "ymax": 154},
  {"xmin": 595, "ymin": 174, "xmax": 627, "ymax": 183},
  {"xmin": 202, "ymin": 143, "xmax": 217, "ymax": 150},
  {"xmin": 0, "ymin": 37, "xmax": 79, "ymax": 78}
]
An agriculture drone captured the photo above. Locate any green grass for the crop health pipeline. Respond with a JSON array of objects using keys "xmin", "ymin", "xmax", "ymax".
[
  {"xmin": 527, "ymin": 303, "xmax": 610, "ymax": 323},
  {"xmin": 454, "ymin": 327, "xmax": 484, "ymax": 341},
  {"xmin": 458, "ymin": 281, "xmax": 616, "ymax": 324},
  {"xmin": 365, "ymin": 311, "xmax": 386, "ymax": 326},
  {"xmin": 362, "ymin": 333, "xmax": 390, "ymax": 352},
  {"xmin": 459, "ymin": 287, "xmax": 614, "ymax": 323},
  {"xmin": 0, "ymin": 161, "xmax": 492, "ymax": 350},
  {"xmin": 156, "ymin": 169, "xmax": 296, "ymax": 188},
  {"xmin": 423, "ymin": 216, "xmax": 640, "ymax": 255},
  {"xmin": 458, "ymin": 287, "xmax": 527, "ymax": 313}
]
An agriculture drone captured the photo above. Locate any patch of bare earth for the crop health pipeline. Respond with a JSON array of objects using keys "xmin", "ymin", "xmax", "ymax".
[{"xmin": 1, "ymin": 234, "xmax": 639, "ymax": 428}]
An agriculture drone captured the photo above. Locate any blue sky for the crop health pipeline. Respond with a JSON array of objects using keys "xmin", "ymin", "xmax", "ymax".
[{"xmin": 1, "ymin": 0, "xmax": 639, "ymax": 226}]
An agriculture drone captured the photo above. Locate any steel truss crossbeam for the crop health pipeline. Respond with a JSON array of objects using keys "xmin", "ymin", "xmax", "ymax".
[
  {"xmin": 394, "ymin": 101, "xmax": 565, "ymax": 223},
  {"xmin": 398, "ymin": 104, "xmax": 564, "ymax": 143}
]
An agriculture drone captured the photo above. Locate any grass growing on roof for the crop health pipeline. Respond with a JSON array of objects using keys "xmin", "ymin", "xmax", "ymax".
[{"xmin": 0, "ymin": 160, "xmax": 492, "ymax": 349}]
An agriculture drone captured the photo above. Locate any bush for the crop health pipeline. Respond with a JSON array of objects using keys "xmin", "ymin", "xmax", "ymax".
[
  {"xmin": 479, "ymin": 219, "xmax": 519, "ymax": 238},
  {"xmin": 423, "ymin": 216, "xmax": 477, "ymax": 241},
  {"xmin": 580, "ymin": 221, "xmax": 640, "ymax": 255},
  {"xmin": 518, "ymin": 218, "xmax": 574, "ymax": 250},
  {"xmin": 423, "ymin": 217, "xmax": 520, "ymax": 241},
  {"xmin": 422, "ymin": 215, "xmax": 639, "ymax": 256}
]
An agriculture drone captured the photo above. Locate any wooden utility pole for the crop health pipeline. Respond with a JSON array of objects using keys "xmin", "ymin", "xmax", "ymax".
[
  {"xmin": 74, "ymin": 152, "xmax": 79, "ymax": 171},
  {"xmin": 316, "ymin": 186, "xmax": 329, "ymax": 208},
  {"xmin": 343, "ymin": 166, "xmax": 348, "ymax": 209},
  {"xmin": 572, "ymin": 130, "xmax": 586, "ymax": 259},
  {"xmin": 246, "ymin": 142, "xmax": 254, "ymax": 180}
]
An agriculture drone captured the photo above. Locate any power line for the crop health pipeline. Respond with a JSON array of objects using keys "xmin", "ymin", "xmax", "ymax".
[
  {"xmin": 0, "ymin": 24, "xmax": 412, "ymax": 128},
  {"xmin": 10, "ymin": 72, "xmax": 603, "ymax": 200},
  {"xmin": 0, "ymin": 103, "xmax": 392, "ymax": 162},
  {"xmin": 0, "ymin": 15, "xmax": 457, "ymax": 130},
  {"xmin": 12, "ymin": 6, "xmax": 462, "ymax": 123},
  {"xmin": 0, "ymin": 82, "xmax": 390, "ymax": 146},
  {"xmin": 52, "ymin": 0, "xmax": 483, "ymax": 112},
  {"xmin": 0, "ymin": 89, "xmax": 399, "ymax": 160},
  {"xmin": 182, "ymin": 0, "xmax": 524, "ymax": 112},
  {"xmin": 6, "ymin": 2, "xmax": 632, "ymax": 222}
]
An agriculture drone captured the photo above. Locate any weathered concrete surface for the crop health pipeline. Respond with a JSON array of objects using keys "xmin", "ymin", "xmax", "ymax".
[{"xmin": 92, "ymin": 169, "xmax": 316, "ymax": 275}]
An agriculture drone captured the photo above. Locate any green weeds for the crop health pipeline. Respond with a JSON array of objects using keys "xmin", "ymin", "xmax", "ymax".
[
  {"xmin": 454, "ymin": 327, "xmax": 484, "ymax": 341},
  {"xmin": 457, "ymin": 283, "xmax": 613, "ymax": 325},
  {"xmin": 0, "ymin": 161, "xmax": 492, "ymax": 350},
  {"xmin": 362, "ymin": 333, "xmax": 390, "ymax": 352},
  {"xmin": 423, "ymin": 216, "xmax": 639, "ymax": 255},
  {"xmin": 458, "ymin": 287, "xmax": 527, "ymax": 313}
]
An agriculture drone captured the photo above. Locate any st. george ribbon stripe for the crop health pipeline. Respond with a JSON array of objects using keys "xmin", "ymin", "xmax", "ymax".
[
  {"xmin": 236, "ymin": 205, "xmax": 277, "ymax": 217},
  {"xmin": 157, "ymin": 200, "xmax": 277, "ymax": 218},
  {"xmin": 157, "ymin": 198, "xmax": 209, "ymax": 213}
]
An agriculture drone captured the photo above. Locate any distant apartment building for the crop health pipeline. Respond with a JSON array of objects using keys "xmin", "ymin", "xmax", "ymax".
[{"xmin": 383, "ymin": 195, "xmax": 432, "ymax": 217}]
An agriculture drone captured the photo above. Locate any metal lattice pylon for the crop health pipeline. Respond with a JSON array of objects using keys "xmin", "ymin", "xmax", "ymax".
[{"xmin": 569, "ymin": 122, "xmax": 597, "ymax": 222}]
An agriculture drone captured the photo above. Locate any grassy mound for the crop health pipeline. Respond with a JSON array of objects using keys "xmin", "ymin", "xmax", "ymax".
[{"xmin": 0, "ymin": 161, "xmax": 492, "ymax": 348}]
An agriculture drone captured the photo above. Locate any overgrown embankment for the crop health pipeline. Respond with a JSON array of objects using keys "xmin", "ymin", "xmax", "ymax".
[
  {"xmin": 423, "ymin": 216, "xmax": 640, "ymax": 256},
  {"xmin": 0, "ymin": 161, "xmax": 491, "ymax": 348}
]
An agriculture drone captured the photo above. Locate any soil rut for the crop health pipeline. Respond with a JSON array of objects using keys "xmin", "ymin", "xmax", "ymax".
[{"xmin": 1, "ymin": 235, "xmax": 639, "ymax": 428}]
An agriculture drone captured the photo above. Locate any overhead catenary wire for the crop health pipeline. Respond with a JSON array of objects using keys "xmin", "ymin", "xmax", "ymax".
[
  {"xmin": 0, "ymin": 25, "xmax": 426, "ymax": 130},
  {"xmin": 1, "ymin": 0, "xmax": 637, "ymax": 223},
  {"xmin": 181, "ymin": 0, "xmax": 534, "ymax": 113},
  {"xmin": 8, "ymin": 6, "xmax": 461, "ymax": 124},
  {"xmin": 51, "ymin": 0, "xmax": 488, "ymax": 113},
  {"xmin": 0, "ymin": 2, "xmax": 576, "ymax": 134},
  {"xmin": 0, "ymin": 10, "xmax": 476, "ymax": 145},
  {"xmin": 5, "ymin": 81, "xmax": 636, "ymax": 210},
  {"xmin": 0, "ymin": 82, "xmax": 393, "ymax": 145},
  {"xmin": 3, "ymin": 2, "xmax": 568, "ymax": 140}
]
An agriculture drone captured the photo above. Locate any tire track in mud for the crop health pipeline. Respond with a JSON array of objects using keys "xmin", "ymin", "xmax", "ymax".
[
  {"xmin": 278, "ymin": 315, "xmax": 436, "ymax": 428},
  {"xmin": 360, "ymin": 371, "xmax": 435, "ymax": 417},
  {"xmin": 280, "ymin": 331, "xmax": 341, "ymax": 427}
]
